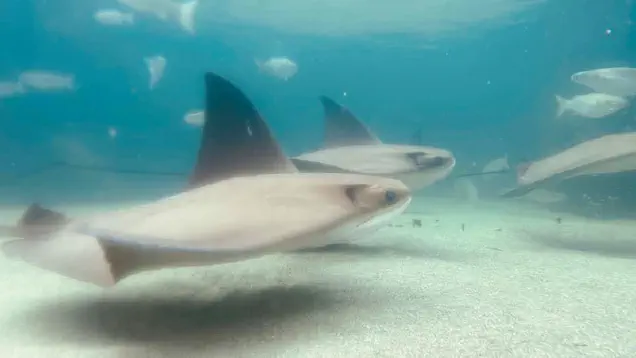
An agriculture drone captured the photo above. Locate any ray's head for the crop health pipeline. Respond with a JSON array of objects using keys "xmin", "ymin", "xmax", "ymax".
[
  {"xmin": 321, "ymin": 174, "xmax": 412, "ymax": 240},
  {"xmin": 344, "ymin": 177, "xmax": 411, "ymax": 213},
  {"xmin": 406, "ymin": 149, "xmax": 456, "ymax": 172},
  {"xmin": 388, "ymin": 145, "xmax": 456, "ymax": 191},
  {"xmin": 570, "ymin": 71, "xmax": 585, "ymax": 83},
  {"xmin": 310, "ymin": 95, "xmax": 456, "ymax": 191}
]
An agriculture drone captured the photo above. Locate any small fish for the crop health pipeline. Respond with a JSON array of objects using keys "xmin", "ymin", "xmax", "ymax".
[
  {"xmin": 18, "ymin": 71, "xmax": 75, "ymax": 91},
  {"xmin": 555, "ymin": 93, "xmax": 628, "ymax": 118},
  {"xmin": 0, "ymin": 81, "xmax": 25, "ymax": 98},
  {"xmin": 117, "ymin": 0, "xmax": 198, "ymax": 34},
  {"xmin": 94, "ymin": 9, "xmax": 135, "ymax": 26},
  {"xmin": 183, "ymin": 110, "xmax": 204, "ymax": 127},
  {"xmin": 571, "ymin": 67, "xmax": 636, "ymax": 97},
  {"xmin": 454, "ymin": 178, "xmax": 479, "ymax": 202},
  {"xmin": 145, "ymin": 55, "xmax": 166, "ymax": 90},
  {"xmin": 255, "ymin": 57, "xmax": 298, "ymax": 81}
]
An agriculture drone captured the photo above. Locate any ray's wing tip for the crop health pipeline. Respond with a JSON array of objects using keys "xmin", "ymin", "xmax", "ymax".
[
  {"xmin": 318, "ymin": 95, "xmax": 331, "ymax": 103},
  {"xmin": 499, "ymin": 186, "xmax": 530, "ymax": 198},
  {"xmin": 319, "ymin": 95, "xmax": 341, "ymax": 110},
  {"xmin": 1, "ymin": 239, "xmax": 22, "ymax": 257},
  {"xmin": 1, "ymin": 237, "xmax": 118, "ymax": 288},
  {"xmin": 204, "ymin": 71, "xmax": 224, "ymax": 86}
]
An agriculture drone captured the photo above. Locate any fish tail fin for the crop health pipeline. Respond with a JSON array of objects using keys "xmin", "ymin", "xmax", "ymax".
[
  {"xmin": 516, "ymin": 162, "xmax": 531, "ymax": 184},
  {"xmin": 178, "ymin": 0, "xmax": 198, "ymax": 34},
  {"xmin": 68, "ymin": 75, "xmax": 77, "ymax": 90},
  {"xmin": 15, "ymin": 81, "xmax": 26, "ymax": 94},
  {"xmin": 254, "ymin": 58, "xmax": 263, "ymax": 71},
  {"xmin": 555, "ymin": 95, "xmax": 568, "ymax": 117},
  {"xmin": 503, "ymin": 153, "xmax": 510, "ymax": 170}
]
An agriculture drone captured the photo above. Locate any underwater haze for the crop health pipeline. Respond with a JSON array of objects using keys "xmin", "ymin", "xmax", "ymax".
[
  {"xmin": 2, "ymin": 0, "xmax": 636, "ymax": 357},
  {"xmin": 0, "ymin": 0, "xmax": 630, "ymax": 203}
]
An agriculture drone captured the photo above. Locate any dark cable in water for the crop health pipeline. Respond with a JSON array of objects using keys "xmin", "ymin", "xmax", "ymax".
[
  {"xmin": 48, "ymin": 161, "xmax": 187, "ymax": 177},
  {"xmin": 0, "ymin": 161, "xmax": 188, "ymax": 187},
  {"xmin": 452, "ymin": 169, "xmax": 510, "ymax": 178},
  {"xmin": 0, "ymin": 162, "xmax": 510, "ymax": 187}
]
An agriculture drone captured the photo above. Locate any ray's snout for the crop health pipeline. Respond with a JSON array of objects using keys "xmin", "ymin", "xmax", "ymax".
[
  {"xmin": 429, "ymin": 155, "xmax": 454, "ymax": 167},
  {"xmin": 410, "ymin": 152, "xmax": 455, "ymax": 169}
]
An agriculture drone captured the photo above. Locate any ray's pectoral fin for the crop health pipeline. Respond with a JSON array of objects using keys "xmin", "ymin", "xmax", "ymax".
[
  {"xmin": 18, "ymin": 203, "xmax": 69, "ymax": 228},
  {"xmin": 319, "ymin": 95, "xmax": 382, "ymax": 148},
  {"xmin": 290, "ymin": 158, "xmax": 351, "ymax": 173},
  {"xmin": 499, "ymin": 185, "xmax": 536, "ymax": 198},
  {"xmin": 0, "ymin": 203, "xmax": 70, "ymax": 239},
  {"xmin": 500, "ymin": 161, "xmax": 580, "ymax": 199},
  {"xmin": 2, "ymin": 231, "xmax": 119, "ymax": 287},
  {"xmin": 189, "ymin": 72, "xmax": 297, "ymax": 189}
]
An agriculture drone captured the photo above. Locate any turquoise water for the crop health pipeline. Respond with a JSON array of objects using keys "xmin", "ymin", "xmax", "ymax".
[
  {"xmin": 3, "ymin": 2, "xmax": 636, "ymax": 356},
  {"xmin": 0, "ymin": 0, "xmax": 634, "ymax": 205}
]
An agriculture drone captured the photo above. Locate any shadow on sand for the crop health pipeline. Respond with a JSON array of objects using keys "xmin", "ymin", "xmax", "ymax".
[
  {"xmin": 18, "ymin": 283, "xmax": 342, "ymax": 353},
  {"xmin": 520, "ymin": 228, "xmax": 636, "ymax": 259},
  {"xmin": 295, "ymin": 241, "xmax": 459, "ymax": 261}
]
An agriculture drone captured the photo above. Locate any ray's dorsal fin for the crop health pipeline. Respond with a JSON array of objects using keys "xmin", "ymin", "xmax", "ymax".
[
  {"xmin": 319, "ymin": 96, "xmax": 382, "ymax": 148},
  {"xmin": 189, "ymin": 72, "xmax": 297, "ymax": 188}
]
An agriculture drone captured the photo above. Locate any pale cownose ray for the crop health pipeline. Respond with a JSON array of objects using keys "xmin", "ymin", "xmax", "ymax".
[
  {"xmin": 0, "ymin": 72, "xmax": 412, "ymax": 288},
  {"xmin": 291, "ymin": 96, "xmax": 456, "ymax": 192},
  {"xmin": 501, "ymin": 132, "xmax": 636, "ymax": 198}
]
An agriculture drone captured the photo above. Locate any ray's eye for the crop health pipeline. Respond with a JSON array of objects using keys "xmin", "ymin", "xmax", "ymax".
[{"xmin": 384, "ymin": 190, "xmax": 397, "ymax": 204}]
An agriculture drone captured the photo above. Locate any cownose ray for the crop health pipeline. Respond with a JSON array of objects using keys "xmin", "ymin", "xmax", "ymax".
[
  {"xmin": 3, "ymin": 97, "xmax": 514, "ymax": 186},
  {"xmin": 290, "ymin": 96, "xmax": 456, "ymax": 191},
  {"xmin": 0, "ymin": 72, "xmax": 412, "ymax": 287},
  {"xmin": 501, "ymin": 132, "xmax": 636, "ymax": 198}
]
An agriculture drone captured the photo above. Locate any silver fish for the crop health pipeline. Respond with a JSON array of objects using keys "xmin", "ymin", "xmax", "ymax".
[
  {"xmin": 117, "ymin": 0, "xmax": 198, "ymax": 33},
  {"xmin": 555, "ymin": 93, "xmax": 628, "ymax": 119},
  {"xmin": 571, "ymin": 67, "xmax": 636, "ymax": 97}
]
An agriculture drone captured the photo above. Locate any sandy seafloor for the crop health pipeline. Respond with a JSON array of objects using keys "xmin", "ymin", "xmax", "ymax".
[{"xmin": 0, "ymin": 196, "xmax": 635, "ymax": 358}]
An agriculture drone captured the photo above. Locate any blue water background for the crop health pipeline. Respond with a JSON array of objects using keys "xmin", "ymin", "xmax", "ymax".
[{"xmin": 0, "ymin": 0, "xmax": 633, "ymax": 205}]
